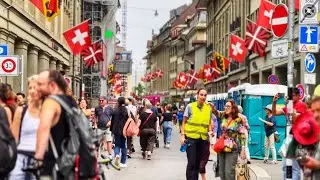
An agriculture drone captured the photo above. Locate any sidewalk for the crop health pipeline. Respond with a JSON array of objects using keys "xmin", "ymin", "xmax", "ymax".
[{"xmin": 249, "ymin": 159, "xmax": 283, "ymax": 180}]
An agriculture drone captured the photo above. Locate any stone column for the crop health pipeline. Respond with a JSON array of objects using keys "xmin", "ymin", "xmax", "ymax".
[
  {"xmin": 28, "ymin": 46, "xmax": 40, "ymax": 77},
  {"xmin": 15, "ymin": 40, "xmax": 30, "ymax": 93},
  {"xmin": 38, "ymin": 51, "xmax": 50, "ymax": 72},
  {"xmin": 49, "ymin": 58, "xmax": 57, "ymax": 70},
  {"xmin": 56, "ymin": 60, "xmax": 63, "ymax": 71}
]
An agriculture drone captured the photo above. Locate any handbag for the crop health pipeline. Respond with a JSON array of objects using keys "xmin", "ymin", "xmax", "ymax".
[
  {"xmin": 137, "ymin": 112, "xmax": 153, "ymax": 137},
  {"xmin": 235, "ymin": 162, "xmax": 250, "ymax": 180},
  {"xmin": 213, "ymin": 119, "xmax": 234, "ymax": 153},
  {"xmin": 123, "ymin": 110, "xmax": 139, "ymax": 137}
]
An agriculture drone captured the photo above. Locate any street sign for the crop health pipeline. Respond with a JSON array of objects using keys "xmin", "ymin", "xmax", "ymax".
[
  {"xmin": 271, "ymin": 4, "xmax": 288, "ymax": 38},
  {"xmin": 0, "ymin": 56, "xmax": 19, "ymax": 76},
  {"xmin": 296, "ymin": 84, "xmax": 305, "ymax": 100},
  {"xmin": 268, "ymin": 74, "xmax": 279, "ymax": 84},
  {"xmin": 305, "ymin": 53, "xmax": 316, "ymax": 73},
  {"xmin": 300, "ymin": 0, "xmax": 319, "ymax": 24},
  {"xmin": 299, "ymin": 25, "xmax": 319, "ymax": 52},
  {"xmin": 0, "ymin": 45, "xmax": 8, "ymax": 56},
  {"xmin": 271, "ymin": 39, "xmax": 288, "ymax": 58},
  {"xmin": 304, "ymin": 73, "xmax": 316, "ymax": 85}
]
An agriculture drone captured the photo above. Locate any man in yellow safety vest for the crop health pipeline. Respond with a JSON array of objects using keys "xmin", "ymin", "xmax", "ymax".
[{"xmin": 180, "ymin": 88, "xmax": 214, "ymax": 180}]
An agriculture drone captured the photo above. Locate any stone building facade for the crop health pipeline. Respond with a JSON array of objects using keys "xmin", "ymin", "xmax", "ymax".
[{"xmin": 0, "ymin": 0, "xmax": 82, "ymax": 96}]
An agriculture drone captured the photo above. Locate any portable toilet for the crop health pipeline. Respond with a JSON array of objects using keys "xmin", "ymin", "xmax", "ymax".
[
  {"xmin": 228, "ymin": 83, "xmax": 251, "ymax": 105},
  {"xmin": 242, "ymin": 84, "xmax": 287, "ymax": 159}
]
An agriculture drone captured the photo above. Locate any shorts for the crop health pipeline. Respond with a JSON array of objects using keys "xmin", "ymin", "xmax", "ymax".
[{"xmin": 97, "ymin": 128, "xmax": 113, "ymax": 142}]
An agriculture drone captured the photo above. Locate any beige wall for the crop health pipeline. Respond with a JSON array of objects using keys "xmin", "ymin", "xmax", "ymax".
[{"xmin": 0, "ymin": 0, "xmax": 81, "ymax": 96}]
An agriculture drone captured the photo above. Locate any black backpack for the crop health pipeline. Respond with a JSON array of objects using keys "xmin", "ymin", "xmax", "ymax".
[
  {"xmin": 0, "ymin": 106, "xmax": 17, "ymax": 177},
  {"xmin": 49, "ymin": 96, "xmax": 97, "ymax": 179}
]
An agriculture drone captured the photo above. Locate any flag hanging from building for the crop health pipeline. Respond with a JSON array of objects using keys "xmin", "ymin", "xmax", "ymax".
[
  {"xmin": 177, "ymin": 72, "xmax": 189, "ymax": 87},
  {"xmin": 30, "ymin": 0, "xmax": 61, "ymax": 21},
  {"xmin": 245, "ymin": 22, "xmax": 270, "ymax": 57},
  {"xmin": 202, "ymin": 64, "xmax": 213, "ymax": 82},
  {"xmin": 229, "ymin": 34, "xmax": 248, "ymax": 63},
  {"xmin": 155, "ymin": 69, "xmax": 164, "ymax": 78},
  {"xmin": 256, "ymin": 0, "xmax": 276, "ymax": 30},
  {"xmin": 188, "ymin": 69, "xmax": 199, "ymax": 85},
  {"xmin": 81, "ymin": 41, "xmax": 103, "ymax": 67},
  {"xmin": 64, "ymin": 20, "xmax": 91, "ymax": 55},
  {"xmin": 212, "ymin": 52, "xmax": 230, "ymax": 73}
]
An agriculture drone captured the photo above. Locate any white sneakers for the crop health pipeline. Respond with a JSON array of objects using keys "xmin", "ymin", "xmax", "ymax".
[
  {"xmin": 165, "ymin": 144, "xmax": 170, "ymax": 149},
  {"xmin": 120, "ymin": 163, "xmax": 128, "ymax": 168}
]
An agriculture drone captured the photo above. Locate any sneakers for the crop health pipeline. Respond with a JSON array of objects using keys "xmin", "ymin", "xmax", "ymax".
[
  {"xmin": 271, "ymin": 160, "xmax": 278, "ymax": 164},
  {"xmin": 120, "ymin": 163, "xmax": 128, "ymax": 168},
  {"xmin": 142, "ymin": 151, "xmax": 146, "ymax": 159},
  {"xmin": 127, "ymin": 153, "xmax": 132, "ymax": 159},
  {"xmin": 263, "ymin": 159, "xmax": 269, "ymax": 164},
  {"xmin": 165, "ymin": 143, "xmax": 170, "ymax": 149}
]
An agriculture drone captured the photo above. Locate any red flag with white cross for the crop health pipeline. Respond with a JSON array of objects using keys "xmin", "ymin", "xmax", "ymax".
[
  {"xmin": 202, "ymin": 64, "xmax": 213, "ymax": 82},
  {"xmin": 177, "ymin": 72, "xmax": 189, "ymax": 86},
  {"xmin": 245, "ymin": 22, "xmax": 271, "ymax": 57},
  {"xmin": 229, "ymin": 34, "xmax": 248, "ymax": 63},
  {"xmin": 188, "ymin": 69, "xmax": 199, "ymax": 85},
  {"xmin": 81, "ymin": 41, "xmax": 103, "ymax": 67},
  {"xmin": 256, "ymin": 0, "xmax": 276, "ymax": 30},
  {"xmin": 155, "ymin": 69, "xmax": 164, "ymax": 78},
  {"xmin": 63, "ymin": 20, "xmax": 92, "ymax": 55}
]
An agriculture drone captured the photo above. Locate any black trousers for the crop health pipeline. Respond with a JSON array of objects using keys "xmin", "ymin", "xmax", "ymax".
[
  {"xmin": 186, "ymin": 137, "xmax": 209, "ymax": 180},
  {"xmin": 140, "ymin": 128, "xmax": 156, "ymax": 152}
]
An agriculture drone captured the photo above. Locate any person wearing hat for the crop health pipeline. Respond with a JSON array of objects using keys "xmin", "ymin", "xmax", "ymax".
[
  {"xmin": 262, "ymin": 105, "xmax": 277, "ymax": 164},
  {"xmin": 296, "ymin": 90, "xmax": 320, "ymax": 179},
  {"xmin": 272, "ymin": 88, "xmax": 307, "ymax": 180},
  {"xmin": 95, "ymin": 96, "xmax": 114, "ymax": 160}
]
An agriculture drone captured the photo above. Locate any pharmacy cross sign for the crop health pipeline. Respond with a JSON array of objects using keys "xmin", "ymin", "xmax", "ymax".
[
  {"xmin": 231, "ymin": 42, "xmax": 244, "ymax": 56},
  {"xmin": 271, "ymin": 4, "xmax": 289, "ymax": 38},
  {"xmin": 72, "ymin": 29, "xmax": 89, "ymax": 46}
]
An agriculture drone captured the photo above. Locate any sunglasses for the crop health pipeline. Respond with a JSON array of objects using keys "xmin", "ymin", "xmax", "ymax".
[{"xmin": 99, "ymin": 100, "xmax": 105, "ymax": 102}]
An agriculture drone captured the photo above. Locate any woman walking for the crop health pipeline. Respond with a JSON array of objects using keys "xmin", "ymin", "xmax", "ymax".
[
  {"xmin": 212, "ymin": 100, "xmax": 246, "ymax": 180},
  {"xmin": 160, "ymin": 104, "xmax": 173, "ymax": 148},
  {"xmin": 111, "ymin": 97, "xmax": 132, "ymax": 169},
  {"xmin": 9, "ymin": 75, "xmax": 42, "ymax": 179},
  {"xmin": 139, "ymin": 101, "xmax": 157, "ymax": 160}
]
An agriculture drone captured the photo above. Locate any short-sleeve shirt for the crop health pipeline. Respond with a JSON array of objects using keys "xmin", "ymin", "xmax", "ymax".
[
  {"xmin": 264, "ymin": 115, "xmax": 276, "ymax": 137},
  {"xmin": 95, "ymin": 105, "xmax": 113, "ymax": 130}
]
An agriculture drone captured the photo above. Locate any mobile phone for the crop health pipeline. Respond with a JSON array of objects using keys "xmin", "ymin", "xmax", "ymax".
[{"xmin": 278, "ymin": 93, "xmax": 284, "ymax": 98}]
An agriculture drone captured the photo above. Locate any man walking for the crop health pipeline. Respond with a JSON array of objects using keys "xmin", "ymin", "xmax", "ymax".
[
  {"xmin": 126, "ymin": 96, "xmax": 137, "ymax": 158},
  {"xmin": 95, "ymin": 96, "xmax": 113, "ymax": 159},
  {"xmin": 180, "ymin": 88, "xmax": 214, "ymax": 180},
  {"xmin": 33, "ymin": 70, "xmax": 77, "ymax": 178}
]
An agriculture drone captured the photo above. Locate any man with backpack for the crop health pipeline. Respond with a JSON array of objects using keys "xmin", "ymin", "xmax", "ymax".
[
  {"xmin": 31, "ymin": 70, "xmax": 96, "ymax": 179},
  {"xmin": 95, "ymin": 96, "xmax": 113, "ymax": 160}
]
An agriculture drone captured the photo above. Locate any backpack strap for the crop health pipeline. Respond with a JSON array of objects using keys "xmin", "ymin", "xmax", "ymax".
[
  {"xmin": 18, "ymin": 105, "xmax": 28, "ymax": 142},
  {"xmin": 49, "ymin": 95, "xmax": 74, "ymax": 116}
]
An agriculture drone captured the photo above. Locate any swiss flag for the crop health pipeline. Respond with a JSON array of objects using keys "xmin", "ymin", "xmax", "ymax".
[
  {"xmin": 229, "ymin": 34, "xmax": 248, "ymax": 63},
  {"xmin": 81, "ymin": 41, "xmax": 103, "ymax": 67},
  {"xmin": 63, "ymin": 21, "xmax": 91, "ymax": 55},
  {"xmin": 177, "ymin": 72, "xmax": 189, "ymax": 86},
  {"xmin": 188, "ymin": 69, "xmax": 199, "ymax": 85},
  {"xmin": 245, "ymin": 22, "xmax": 270, "ymax": 57},
  {"xmin": 202, "ymin": 64, "xmax": 213, "ymax": 82},
  {"xmin": 256, "ymin": 0, "xmax": 276, "ymax": 30}
]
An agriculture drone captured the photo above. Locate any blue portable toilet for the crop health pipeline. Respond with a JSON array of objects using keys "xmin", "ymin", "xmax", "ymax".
[
  {"xmin": 242, "ymin": 84, "xmax": 287, "ymax": 159},
  {"xmin": 228, "ymin": 83, "xmax": 251, "ymax": 106}
]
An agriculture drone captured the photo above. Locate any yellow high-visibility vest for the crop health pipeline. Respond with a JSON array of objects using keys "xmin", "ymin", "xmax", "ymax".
[{"xmin": 185, "ymin": 102, "xmax": 211, "ymax": 140}]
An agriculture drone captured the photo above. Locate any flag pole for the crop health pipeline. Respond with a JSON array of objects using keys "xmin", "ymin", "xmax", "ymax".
[
  {"xmin": 285, "ymin": 0, "xmax": 295, "ymax": 179},
  {"xmin": 245, "ymin": 18, "xmax": 272, "ymax": 33}
]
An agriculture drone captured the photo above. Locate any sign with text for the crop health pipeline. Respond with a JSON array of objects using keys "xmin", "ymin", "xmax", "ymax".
[{"xmin": 0, "ymin": 56, "xmax": 19, "ymax": 76}]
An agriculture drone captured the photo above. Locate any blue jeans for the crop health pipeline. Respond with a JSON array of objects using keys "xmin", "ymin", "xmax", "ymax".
[
  {"xmin": 282, "ymin": 158, "xmax": 301, "ymax": 180},
  {"xmin": 114, "ymin": 135, "xmax": 127, "ymax": 164},
  {"xmin": 163, "ymin": 121, "xmax": 173, "ymax": 144}
]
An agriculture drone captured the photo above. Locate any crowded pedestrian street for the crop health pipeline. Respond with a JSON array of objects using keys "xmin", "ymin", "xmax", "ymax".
[{"xmin": 1, "ymin": 0, "xmax": 320, "ymax": 180}]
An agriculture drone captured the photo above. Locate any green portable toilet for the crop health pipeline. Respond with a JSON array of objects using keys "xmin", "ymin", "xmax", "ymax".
[{"xmin": 242, "ymin": 84, "xmax": 287, "ymax": 159}]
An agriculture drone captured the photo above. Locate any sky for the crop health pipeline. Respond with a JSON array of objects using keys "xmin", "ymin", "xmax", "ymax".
[{"xmin": 116, "ymin": 0, "xmax": 191, "ymax": 86}]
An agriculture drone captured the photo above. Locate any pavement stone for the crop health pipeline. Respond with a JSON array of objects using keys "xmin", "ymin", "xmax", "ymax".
[{"xmin": 104, "ymin": 126, "xmax": 283, "ymax": 180}]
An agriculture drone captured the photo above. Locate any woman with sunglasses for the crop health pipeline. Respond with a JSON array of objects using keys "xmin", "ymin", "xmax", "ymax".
[{"xmin": 212, "ymin": 100, "xmax": 246, "ymax": 180}]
